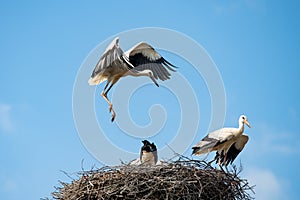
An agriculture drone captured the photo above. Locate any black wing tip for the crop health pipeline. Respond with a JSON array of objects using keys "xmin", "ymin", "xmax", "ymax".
[
  {"xmin": 162, "ymin": 57, "xmax": 178, "ymax": 70},
  {"xmin": 191, "ymin": 147, "xmax": 200, "ymax": 155},
  {"xmin": 215, "ymin": 146, "xmax": 243, "ymax": 166}
]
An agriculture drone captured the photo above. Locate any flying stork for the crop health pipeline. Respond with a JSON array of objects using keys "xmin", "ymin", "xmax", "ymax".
[{"xmin": 88, "ymin": 37, "xmax": 176, "ymax": 122}]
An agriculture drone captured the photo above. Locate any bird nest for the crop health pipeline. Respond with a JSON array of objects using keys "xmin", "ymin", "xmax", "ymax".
[{"xmin": 51, "ymin": 158, "xmax": 254, "ymax": 200}]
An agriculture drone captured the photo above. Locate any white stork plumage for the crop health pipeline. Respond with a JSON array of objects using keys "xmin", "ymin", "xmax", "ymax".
[
  {"xmin": 192, "ymin": 115, "xmax": 251, "ymax": 171},
  {"xmin": 214, "ymin": 134, "xmax": 249, "ymax": 167},
  {"xmin": 88, "ymin": 37, "xmax": 176, "ymax": 122},
  {"xmin": 140, "ymin": 140, "xmax": 158, "ymax": 166}
]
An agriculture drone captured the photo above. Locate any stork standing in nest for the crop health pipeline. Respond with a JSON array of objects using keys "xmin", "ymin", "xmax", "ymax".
[
  {"xmin": 192, "ymin": 115, "xmax": 251, "ymax": 172},
  {"xmin": 140, "ymin": 140, "xmax": 158, "ymax": 166},
  {"xmin": 88, "ymin": 37, "xmax": 176, "ymax": 122}
]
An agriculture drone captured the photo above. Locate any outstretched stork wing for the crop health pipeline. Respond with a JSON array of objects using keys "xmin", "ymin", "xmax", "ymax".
[
  {"xmin": 125, "ymin": 42, "xmax": 177, "ymax": 81},
  {"xmin": 89, "ymin": 37, "xmax": 126, "ymax": 85}
]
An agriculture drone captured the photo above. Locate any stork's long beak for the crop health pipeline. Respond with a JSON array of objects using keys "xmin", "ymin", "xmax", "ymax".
[
  {"xmin": 245, "ymin": 120, "xmax": 251, "ymax": 128},
  {"xmin": 150, "ymin": 76, "xmax": 159, "ymax": 87}
]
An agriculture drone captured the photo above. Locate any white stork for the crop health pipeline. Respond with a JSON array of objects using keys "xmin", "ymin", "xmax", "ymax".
[
  {"xmin": 192, "ymin": 115, "xmax": 251, "ymax": 171},
  {"xmin": 214, "ymin": 134, "xmax": 249, "ymax": 167},
  {"xmin": 140, "ymin": 140, "xmax": 158, "ymax": 166},
  {"xmin": 88, "ymin": 37, "xmax": 176, "ymax": 122}
]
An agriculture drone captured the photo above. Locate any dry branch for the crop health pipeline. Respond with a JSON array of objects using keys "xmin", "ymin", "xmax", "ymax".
[{"xmin": 52, "ymin": 157, "xmax": 254, "ymax": 200}]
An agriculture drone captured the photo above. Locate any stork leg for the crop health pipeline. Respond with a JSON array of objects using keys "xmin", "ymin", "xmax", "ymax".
[
  {"xmin": 225, "ymin": 164, "xmax": 229, "ymax": 173},
  {"xmin": 218, "ymin": 161, "xmax": 226, "ymax": 173},
  {"xmin": 217, "ymin": 156, "xmax": 223, "ymax": 171},
  {"xmin": 216, "ymin": 150, "xmax": 227, "ymax": 173},
  {"xmin": 223, "ymin": 153, "xmax": 229, "ymax": 173},
  {"xmin": 101, "ymin": 93, "xmax": 115, "ymax": 122},
  {"xmin": 101, "ymin": 82, "xmax": 116, "ymax": 122}
]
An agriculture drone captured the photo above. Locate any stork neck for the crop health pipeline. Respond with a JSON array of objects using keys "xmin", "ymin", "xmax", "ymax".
[
  {"xmin": 125, "ymin": 70, "xmax": 149, "ymax": 77},
  {"xmin": 238, "ymin": 121, "xmax": 245, "ymax": 133}
]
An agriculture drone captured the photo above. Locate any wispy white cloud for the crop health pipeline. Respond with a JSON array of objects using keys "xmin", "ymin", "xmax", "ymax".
[
  {"xmin": 243, "ymin": 168, "xmax": 287, "ymax": 200},
  {"xmin": 0, "ymin": 175, "xmax": 19, "ymax": 200},
  {"xmin": 0, "ymin": 103, "xmax": 14, "ymax": 133},
  {"xmin": 246, "ymin": 123, "xmax": 300, "ymax": 156},
  {"xmin": 2, "ymin": 179, "xmax": 18, "ymax": 193},
  {"xmin": 288, "ymin": 106, "xmax": 298, "ymax": 122}
]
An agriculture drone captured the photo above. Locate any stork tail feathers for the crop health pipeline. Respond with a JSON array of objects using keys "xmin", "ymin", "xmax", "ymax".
[{"xmin": 88, "ymin": 75, "xmax": 107, "ymax": 85}]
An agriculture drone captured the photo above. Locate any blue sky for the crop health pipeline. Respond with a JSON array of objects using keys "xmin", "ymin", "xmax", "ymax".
[{"xmin": 1, "ymin": 1, "xmax": 300, "ymax": 199}]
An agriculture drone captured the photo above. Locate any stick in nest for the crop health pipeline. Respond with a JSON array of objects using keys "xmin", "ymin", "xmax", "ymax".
[{"xmin": 51, "ymin": 157, "xmax": 254, "ymax": 200}]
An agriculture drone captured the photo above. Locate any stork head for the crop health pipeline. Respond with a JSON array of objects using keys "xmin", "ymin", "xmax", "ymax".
[{"xmin": 239, "ymin": 115, "xmax": 251, "ymax": 128}]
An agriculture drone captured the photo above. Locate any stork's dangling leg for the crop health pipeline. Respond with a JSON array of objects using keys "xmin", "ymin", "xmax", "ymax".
[
  {"xmin": 101, "ymin": 81, "xmax": 116, "ymax": 122},
  {"xmin": 101, "ymin": 93, "xmax": 115, "ymax": 122}
]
